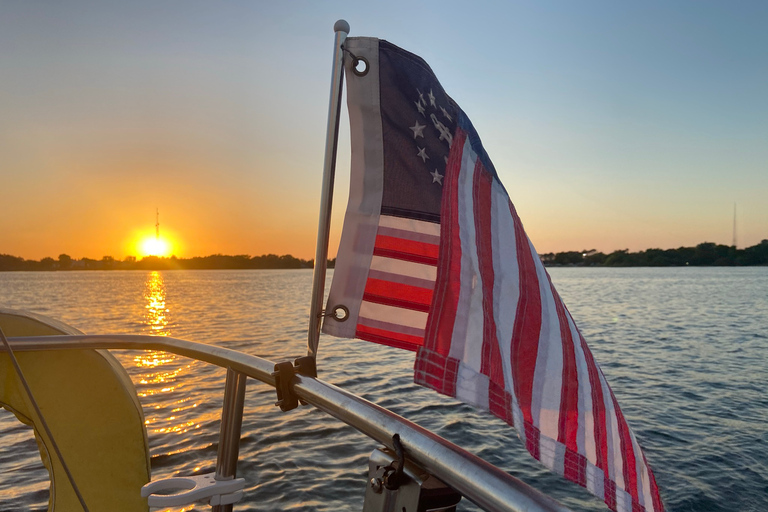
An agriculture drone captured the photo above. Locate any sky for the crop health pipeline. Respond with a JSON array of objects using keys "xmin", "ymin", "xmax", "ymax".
[{"xmin": 2, "ymin": 1, "xmax": 766, "ymax": 260}]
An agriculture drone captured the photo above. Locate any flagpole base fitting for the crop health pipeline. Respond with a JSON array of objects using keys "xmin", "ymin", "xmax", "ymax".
[
  {"xmin": 363, "ymin": 447, "xmax": 461, "ymax": 512},
  {"xmin": 273, "ymin": 357, "xmax": 316, "ymax": 412},
  {"xmin": 141, "ymin": 473, "xmax": 245, "ymax": 508},
  {"xmin": 294, "ymin": 355, "xmax": 317, "ymax": 378}
]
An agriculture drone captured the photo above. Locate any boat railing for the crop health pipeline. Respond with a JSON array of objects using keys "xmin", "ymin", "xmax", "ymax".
[{"xmin": 4, "ymin": 334, "xmax": 571, "ymax": 512}]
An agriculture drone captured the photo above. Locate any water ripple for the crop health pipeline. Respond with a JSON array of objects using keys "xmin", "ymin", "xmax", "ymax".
[{"xmin": 1, "ymin": 267, "xmax": 766, "ymax": 511}]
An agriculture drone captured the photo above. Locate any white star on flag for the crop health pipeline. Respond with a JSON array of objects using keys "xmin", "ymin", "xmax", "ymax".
[
  {"xmin": 430, "ymin": 114, "xmax": 453, "ymax": 147},
  {"xmin": 410, "ymin": 121, "xmax": 426, "ymax": 139}
]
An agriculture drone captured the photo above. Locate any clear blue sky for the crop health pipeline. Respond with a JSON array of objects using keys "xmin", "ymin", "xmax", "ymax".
[{"xmin": 2, "ymin": 1, "xmax": 766, "ymax": 259}]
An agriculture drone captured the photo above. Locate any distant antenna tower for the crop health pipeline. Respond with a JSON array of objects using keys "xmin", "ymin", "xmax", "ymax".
[
  {"xmin": 732, "ymin": 203, "xmax": 737, "ymax": 248},
  {"xmin": 156, "ymin": 208, "xmax": 160, "ymax": 240}
]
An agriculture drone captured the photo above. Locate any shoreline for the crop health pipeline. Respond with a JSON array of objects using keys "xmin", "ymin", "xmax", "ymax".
[{"xmin": 3, "ymin": 239, "xmax": 767, "ymax": 271}]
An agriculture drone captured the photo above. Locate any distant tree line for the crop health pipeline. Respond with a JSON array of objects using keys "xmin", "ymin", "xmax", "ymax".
[
  {"xmin": 0, "ymin": 253, "xmax": 337, "ymax": 271},
  {"xmin": 2, "ymin": 240, "xmax": 767, "ymax": 271},
  {"xmin": 539, "ymin": 240, "xmax": 768, "ymax": 267}
]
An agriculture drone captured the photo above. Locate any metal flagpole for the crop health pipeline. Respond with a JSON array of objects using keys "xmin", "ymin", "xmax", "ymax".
[{"xmin": 307, "ymin": 20, "xmax": 350, "ymax": 361}]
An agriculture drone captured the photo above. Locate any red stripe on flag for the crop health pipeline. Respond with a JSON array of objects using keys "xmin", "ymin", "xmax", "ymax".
[
  {"xmin": 362, "ymin": 278, "xmax": 433, "ymax": 312},
  {"xmin": 424, "ymin": 129, "xmax": 467, "ymax": 357},
  {"xmin": 488, "ymin": 379, "xmax": 515, "ymax": 425},
  {"xmin": 474, "ymin": 164, "xmax": 504, "ymax": 387},
  {"xmin": 578, "ymin": 330, "xmax": 610, "ymax": 480},
  {"xmin": 373, "ymin": 235, "xmax": 439, "ymax": 266},
  {"xmin": 604, "ymin": 477, "xmax": 617, "ymax": 511},
  {"xmin": 356, "ymin": 323, "xmax": 424, "ymax": 351},
  {"xmin": 524, "ymin": 421, "xmax": 542, "ymax": 461},
  {"xmin": 509, "ymin": 204, "xmax": 542, "ymax": 425},
  {"xmin": 414, "ymin": 349, "xmax": 459, "ymax": 396},
  {"xmin": 644, "ymin": 450, "xmax": 665, "ymax": 512},
  {"xmin": 609, "ymin": 387, "xmax": 640, "ymax": 506},
  {"xmin": 633, "ymin": 501, "xmax": 648, "ymax": 512},
  {"xmin": 550, "ymin": 280, "xmax": 580, "ymax": 455},
  {"xmin": 564, "ymin": 449, "xmax": 588, "ymax": 487}
]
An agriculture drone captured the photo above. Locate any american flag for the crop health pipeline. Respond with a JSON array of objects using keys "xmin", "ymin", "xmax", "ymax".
[{"xmin": 323, "ymin": 37, "xmax": 664, "ymax": 512}]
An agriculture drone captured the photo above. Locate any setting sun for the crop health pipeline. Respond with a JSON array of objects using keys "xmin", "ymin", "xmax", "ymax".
[{"xmin": 139, "ymin": 236, "xmax": 172, "ymax": 257}]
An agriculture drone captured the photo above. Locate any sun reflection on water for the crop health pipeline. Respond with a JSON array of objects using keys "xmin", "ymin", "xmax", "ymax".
[
  {"xmin": 144, "ymin": 271, "xmax": 170, "ymax": 335},
  {"xmin": 134, "ymin": 271, "xmax": 178, "ymax": 393},
  {"xmin": 132, "ymin": 271, "xmax": 210, "ymax": 443}
]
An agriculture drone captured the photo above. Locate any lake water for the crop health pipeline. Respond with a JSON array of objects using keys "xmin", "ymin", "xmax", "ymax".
[{"xmin": 0, "ymin": 268, "xmax": 766, "ymax": 512}]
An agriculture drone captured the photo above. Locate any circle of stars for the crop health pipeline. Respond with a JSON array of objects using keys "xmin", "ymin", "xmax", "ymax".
[{"xmin": 407, "ymin": 87, "xmax": 456, "ymax": 187}]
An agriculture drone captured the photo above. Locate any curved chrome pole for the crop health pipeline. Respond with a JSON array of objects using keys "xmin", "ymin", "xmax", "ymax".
[
  {"xmin": 5, "ymin": 334, "xmax": 570, "ymax": 512},
  {"xmin": 308, "ymin": 19, "xmax": 351, "ymax": 360}
]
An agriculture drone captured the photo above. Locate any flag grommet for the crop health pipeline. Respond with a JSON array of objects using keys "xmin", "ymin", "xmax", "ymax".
[
  {"xmin": 329, "ymin": 305, "xmax": 349, "ymax": 322},
  {"xmin": 351, "ymin": 56, "xmax": 369, "ymax": 77}
]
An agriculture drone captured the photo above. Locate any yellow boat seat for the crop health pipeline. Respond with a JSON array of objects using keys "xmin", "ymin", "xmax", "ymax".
[{"xmin": 0, "ymin": 309, "xmax": 150, "ymax": 512}]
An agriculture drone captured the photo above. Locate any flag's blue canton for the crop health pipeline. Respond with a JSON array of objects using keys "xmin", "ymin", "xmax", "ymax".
[{"xmin": 378, "ymin": 41, "xmax": 459, "ymax": 224}]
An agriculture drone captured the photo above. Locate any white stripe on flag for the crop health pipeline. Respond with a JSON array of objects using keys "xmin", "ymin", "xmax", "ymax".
[
  {"xmin": 637, "ymin": 435, "xmax": 656, "ymax": 512},
  {"xmin": 586, "ymin": 461, "xmax": 605, "ymax": 503},
  {"xmin": 531, "ymin": 238, "xmax": 564, "ymax": 442},
  {"xmin": 491, "ymin": 180, "xmax": 521, "ymax": 400},
  {"xmin": 378, "ymin": 215, "xmax": 441, "ymax": 236},
  {"xmin": 569, "ymin": 313, "xmax": 597, "ymax": 464},
  {"xmin": 455, "ymin": 361, "xmax": 491, "ymax": 410},
  {"xmin": 539, "ymin": 435, "xmax": 559, "ymax": 472},
  {"xmin": 450, "ymin": 138, "xmax": 482, "ymax": 368},
  {"xmin": 369, "ymin": 255, "xmax": 437, "ymax": 281},
  {"xmin": 358, "ymin": 301, "xmax": 429, "ymax": 331},
  {"xmin": 601, "ymin": 370, "xmax": 625, "ymax": 489}
]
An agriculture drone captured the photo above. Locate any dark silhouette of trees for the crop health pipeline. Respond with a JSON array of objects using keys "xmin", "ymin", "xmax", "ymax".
[
  {"xmin": 741, "ymin": 240, "xmax": 768, "ymax": 265},
  {"xmin": 1, "ymin": 241, "xmax": 766, "ymax": 271},
  {"xmin": 0, "ymin": 254, "xmax": 25, "ymax": 271},
  {"xmin": 540, "ymin": 241, "xmax": 768, "ymax": 267},
  {"xmin": 554, "ymin": 251, "xmax": 584, "ymax": 265},
  {"xmin": 58, "ymin": 253, "xmax": 72, "ymax": 270}
]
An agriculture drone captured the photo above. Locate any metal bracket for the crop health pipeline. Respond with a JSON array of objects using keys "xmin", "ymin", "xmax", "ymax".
[
  {"xmin": 384, "ymin": 434, "xmax": 406, "ymax": 490},
  {"xmin": 294, "ymin": 355, "xmax": 317, "ymax": 378},
  {"xmin": 363, "ymin": 444, "xmax": 462, "ymax": 512},
  {"xmin": 273, "ymin": 356, "xmax": 316, "ymax": 412},
  {"xmin": 141, "ymin": 473, "xmax": 245, "ymax": 508},
  {"xmin": 273, "ymin": 361, "xmax": 298, "ymax": 412}
]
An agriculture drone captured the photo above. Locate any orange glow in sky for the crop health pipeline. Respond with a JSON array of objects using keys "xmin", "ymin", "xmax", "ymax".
[{"xmin": 2, "ymin": 4, "xmax": 766, "ymax": 261}]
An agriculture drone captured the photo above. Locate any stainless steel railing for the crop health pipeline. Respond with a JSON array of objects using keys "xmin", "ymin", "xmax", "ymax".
[{"xmin": 4, "ymin": 334, "xmax": 571, "ymax": 512}]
